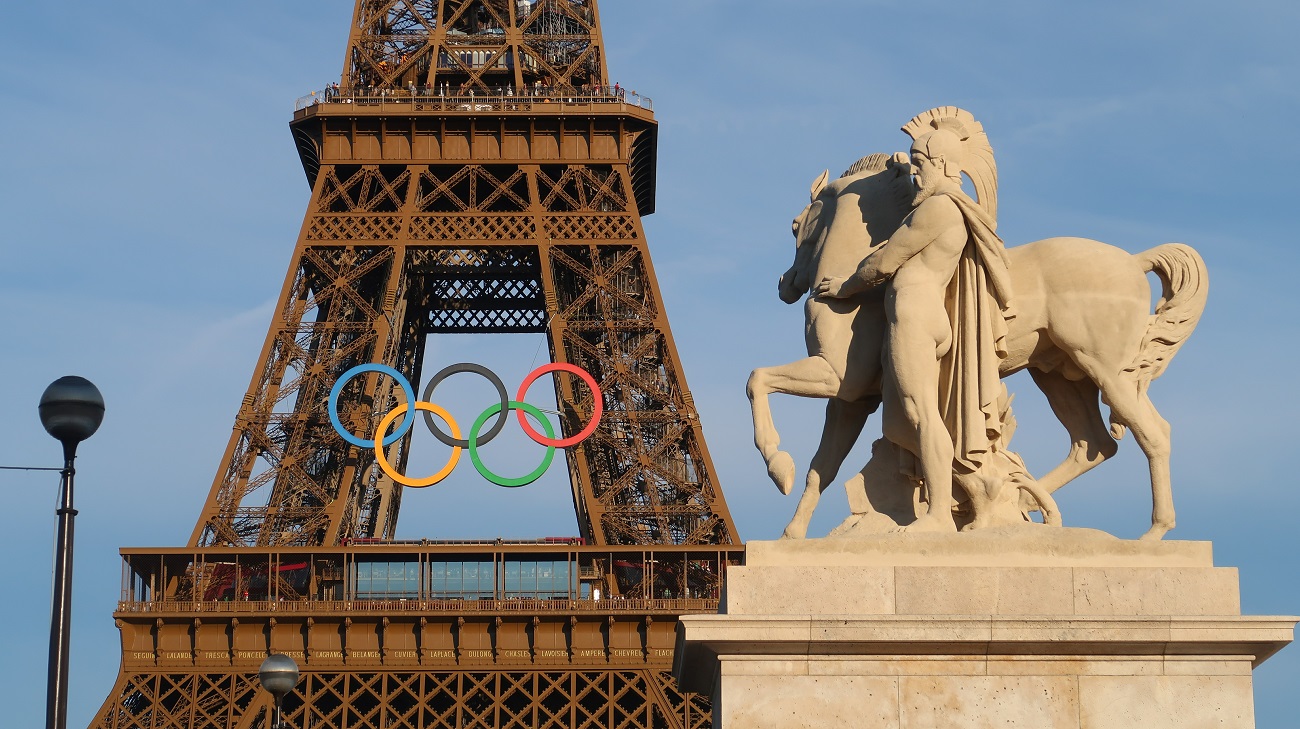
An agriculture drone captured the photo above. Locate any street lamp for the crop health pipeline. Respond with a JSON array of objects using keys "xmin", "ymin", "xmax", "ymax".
[
  {"xmin": 259, "ymin": 654, "xmax": 300, "ymax": 729},
  {"xmin": 39, "ymin": 375, "xmax": 104, "ymax": 729}
]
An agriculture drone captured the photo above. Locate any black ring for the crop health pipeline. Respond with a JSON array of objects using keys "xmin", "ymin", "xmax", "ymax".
[{"xmin": 421, "ymin": 363, "xmax": 510, "ymax": 448}]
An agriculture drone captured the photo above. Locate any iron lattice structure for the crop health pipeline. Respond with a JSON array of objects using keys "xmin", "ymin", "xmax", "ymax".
[
  {"xmin": 91, "ymin": 2, "xmax": 739, "ymax": 727},
  {"xmin": 343, "ymin": 0, "xmax": 606, "ymax": 92}
]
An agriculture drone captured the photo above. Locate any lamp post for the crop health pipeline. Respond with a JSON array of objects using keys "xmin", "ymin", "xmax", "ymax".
[
  {"xmin": 259, "ymin": 654, "xmax": 300, "ymax": 729},
  {"xmin": 39, "ymin": 376, "xmax": 104, "ymax": 729}
]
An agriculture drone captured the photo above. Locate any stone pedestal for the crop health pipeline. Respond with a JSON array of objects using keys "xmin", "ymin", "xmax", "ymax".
[{"xmin": 675, "ymin": 529, "xmax": 1296, "ymax": 728}]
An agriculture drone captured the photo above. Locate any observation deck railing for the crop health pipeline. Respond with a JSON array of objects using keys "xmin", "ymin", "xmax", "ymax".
[
  {"xmin": 118, "ymin": 543, "xmax": 744, "ymax": 611},
  {"xmin": 116, "ymin": 597, "xmax": 717, "ymax": 615},
  {"xmin": 294, "ymin": 86, "xmax": 654, "ymax": 114}
]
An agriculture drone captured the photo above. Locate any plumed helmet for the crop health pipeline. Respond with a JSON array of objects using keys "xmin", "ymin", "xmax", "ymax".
[{"xmin": 902, "ymin": 107, "xmax": 998, "ymax": 221}]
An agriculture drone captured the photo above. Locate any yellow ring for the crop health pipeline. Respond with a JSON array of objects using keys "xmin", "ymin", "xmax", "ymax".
[{"xmin": 374, "ymin": 402, "xmax": 462, "ymax": 487}]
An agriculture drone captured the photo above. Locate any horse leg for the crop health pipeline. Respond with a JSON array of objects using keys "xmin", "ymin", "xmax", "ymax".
[
  {"xmin": 1085, "ymin": 364, "xmax": 1175, "ymax": 540},
  {"xmin": 1132, "ymin": 391, "xmax": 1174, "ymax": 540},
  {"xmin": 783, "ymin": 396, "xmax": 877, "ymax": 539},
  {"xmin": 747, "ymin": 357, "xmax": 843, "ymax": 495},
  {"xmin": 1028, "ymin": 369, "xmax": 1118, "ymax": 495}
]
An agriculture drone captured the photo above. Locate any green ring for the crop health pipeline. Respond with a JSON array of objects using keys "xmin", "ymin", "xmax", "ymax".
[{"xmin": 469, "ymin": 401, "xmax": 556, "ymax": 487}]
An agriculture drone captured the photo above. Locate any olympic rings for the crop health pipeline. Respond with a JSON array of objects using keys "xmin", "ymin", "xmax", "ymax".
[
  {"xmin": 469, "ymin": 401, "xmax": 555, "ymax": 487},
  {"xmin": 329, "ymin": 364, "xmax": 416, "ymax": 448},
  {"xmin": 422, "ymin": 363, "xmax": 509, "ymax": 449},
  {"xmin": 326, "ymin": 361, "xmax": 603, "ymax": 488},
  {"xmin": 515, "ymin": 362, "xmax": 603, "ymax": 448},
  {"xmin": 375, "ymin": 402, "xmax": 462, "ymax": 487}
]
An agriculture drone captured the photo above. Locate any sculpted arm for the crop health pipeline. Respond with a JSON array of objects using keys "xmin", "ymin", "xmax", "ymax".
[{"xmin": 815, "ymin": 196, "xmax": 960, "ymax": 298}]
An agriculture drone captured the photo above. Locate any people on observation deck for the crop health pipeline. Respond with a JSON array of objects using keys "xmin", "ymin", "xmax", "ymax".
[{"xmin": 305, "ymin": 79, "xmax": 648, "ymax": 107}]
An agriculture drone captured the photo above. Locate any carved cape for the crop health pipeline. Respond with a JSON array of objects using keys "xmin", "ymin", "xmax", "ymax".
[{"xmin": 934, "ymin": 188, "xmax": 1015, "ymax": 472}]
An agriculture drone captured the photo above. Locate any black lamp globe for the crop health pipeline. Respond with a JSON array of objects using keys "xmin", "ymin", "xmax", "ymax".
[{"xmin": 39, "ymin": 376, "xmax": 105, "ymax": 456}]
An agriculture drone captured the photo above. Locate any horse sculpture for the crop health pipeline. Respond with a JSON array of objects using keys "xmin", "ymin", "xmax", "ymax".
[{"xmin": 746, "ymin": 153, "xmax": 1208, "ymax": 540}]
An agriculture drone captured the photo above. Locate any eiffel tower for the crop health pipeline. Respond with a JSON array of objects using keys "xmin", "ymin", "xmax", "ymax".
[{"xmin": 89, "ymin": 2, "xmax": 740, "ymax": 727}]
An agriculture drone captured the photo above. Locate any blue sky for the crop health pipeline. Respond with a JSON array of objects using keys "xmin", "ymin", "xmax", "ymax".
[{"xmin": 1, "ymin": 1, "xmax": 1297, "ymax": 726}]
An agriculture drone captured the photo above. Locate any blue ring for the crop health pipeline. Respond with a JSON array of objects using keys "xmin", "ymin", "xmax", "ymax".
[{"xmin": 328, "ymin": 364, "xmax": 416, "ymax": 448}]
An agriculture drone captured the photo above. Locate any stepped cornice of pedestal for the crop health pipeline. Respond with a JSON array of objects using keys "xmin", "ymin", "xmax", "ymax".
[
  {"xmin": 675, "ymin": 614, "xmax": 1297, "ymax": 694},
  {"xmin": 743, "ymin": 527, "xmax": 1215, "ymax": 568}
]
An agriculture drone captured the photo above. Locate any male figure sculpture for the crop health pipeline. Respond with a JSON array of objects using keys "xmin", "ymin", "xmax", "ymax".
[{"xmin": 815, "ymin": 108, "xmax": 1012, "ymax": 532}]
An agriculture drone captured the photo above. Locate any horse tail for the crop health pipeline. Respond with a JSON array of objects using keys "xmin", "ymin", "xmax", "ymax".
[
  {"xmin": 1130, "ymin": 243, "xmax": 1209, "ymax": 384},
  {"xmin": 1108, "ymin": 243, "xmax": 1208, "ymax": 439}
]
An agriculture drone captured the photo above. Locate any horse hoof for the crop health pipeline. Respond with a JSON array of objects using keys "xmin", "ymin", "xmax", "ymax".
[{"xmin": 768, "ymin": 451, "xmax": 796, "ymax": 495}]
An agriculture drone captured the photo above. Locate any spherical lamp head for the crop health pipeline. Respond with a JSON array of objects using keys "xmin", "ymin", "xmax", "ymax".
[
  {"xmin": 39, "ymin": 376, "xmax": 105, "ymax": 455},
  {"xmin": 258, "ymin": 654, "xmax": 300, "ymax": 699}
]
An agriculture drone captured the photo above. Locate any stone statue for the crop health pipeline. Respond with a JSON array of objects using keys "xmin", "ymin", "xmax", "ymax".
[{"xmin": 746, "ymin": 106, "xmax": 1208, "ymax": 540}]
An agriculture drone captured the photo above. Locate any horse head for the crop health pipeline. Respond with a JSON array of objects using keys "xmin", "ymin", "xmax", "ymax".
[
  {"xmin": 778, "ymin": 169, "xmax": 832, "ymax": 303},
  {"xmin": 779, "ymin": 154, "xmax": 913, "ymax": 304}
]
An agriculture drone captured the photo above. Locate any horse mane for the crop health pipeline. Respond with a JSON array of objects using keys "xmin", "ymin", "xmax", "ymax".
[
  {"xmin": 839, "ymin": 153, "xmax": 891, "ymax": 179},
  {"xmin": 838, "ymin": 152, "xmax": 913, "ymax": 215}
]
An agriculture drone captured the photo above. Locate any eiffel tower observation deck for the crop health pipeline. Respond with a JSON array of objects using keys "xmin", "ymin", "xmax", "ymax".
[{"xmin": 89, "ymin": 2, "xmax": 741, "ymax": 727}]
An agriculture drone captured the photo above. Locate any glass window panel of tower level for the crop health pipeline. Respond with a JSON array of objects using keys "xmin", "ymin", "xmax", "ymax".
[
  {"xmin": 425, "ymin": 559, "xmax": 496, "ymax": 600},
  {"xmin": 501, "ymin": 559, "xmax": 573, "ymax": 599},
  {"xmin": 352, "ymin": 559, "xmax": 578, "ymax": 601},
  {"xmin": 352, "ymin": 560, "xmax": 420, "ymax": 599}
]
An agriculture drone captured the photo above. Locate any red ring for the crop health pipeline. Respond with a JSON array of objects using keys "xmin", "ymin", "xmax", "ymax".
[{"xmin": 515, "ymin": 363, "xmax": 603, "ymax": 448}]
